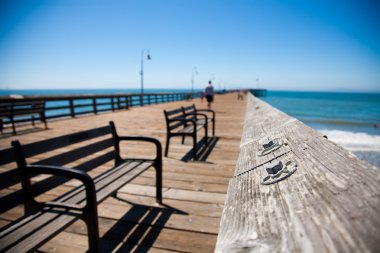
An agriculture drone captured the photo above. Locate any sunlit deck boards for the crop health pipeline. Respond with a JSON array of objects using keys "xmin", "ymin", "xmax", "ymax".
[{"xmin": 0, "ymin": 93, "xmax": 247, "ymax": 252}]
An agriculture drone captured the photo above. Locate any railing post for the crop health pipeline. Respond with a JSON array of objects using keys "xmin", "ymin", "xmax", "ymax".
[
  {"xmin": 111, "ymin": 97, "xmax": 115, "ymax": 111},
  {"xmin": 69, "ymin": 99, "xmax": 75, "ymax": 118},
  {"xmin": 117, "ymin": 97, "xmax": 121, "ymax": 110},
  {"xmin": 140, "ymin": 95, "xmax": 143, "ymax": 107},
  {"xmin": 92, "ymin": 98, "xmax": 97, "ymax": 114}
]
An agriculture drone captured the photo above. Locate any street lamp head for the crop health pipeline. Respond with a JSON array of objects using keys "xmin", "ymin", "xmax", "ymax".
[{"xmin": 147, "ymin": 54, "xmax": 151, "ymax": 60}]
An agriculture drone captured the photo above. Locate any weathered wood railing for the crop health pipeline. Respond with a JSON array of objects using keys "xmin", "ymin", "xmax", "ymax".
[
  {"xmin": 215, "ymin": 92, "xmax": 380, "ymax": 252},
  {"xmin": 0, "ymin": 91, "xmax": 199, "ymax": 126}
]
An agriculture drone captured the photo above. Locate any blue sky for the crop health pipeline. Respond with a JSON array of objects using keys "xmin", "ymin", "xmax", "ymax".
[{"xmin": 0, "ymin": 0, "xmax": 379, "ymax": 91}]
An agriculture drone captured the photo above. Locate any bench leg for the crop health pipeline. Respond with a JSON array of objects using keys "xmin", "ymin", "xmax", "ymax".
[
  {"xmin": 82, "ymin": 184, "xmax": 100, "ymax": 253},
  {"xmin": 205, "ymin": 124, "xmax": 208, "ymax": 146},
  {"xmin": 155, "ymin": 163, "xmax": 163, "ymax": 204},
  {"xmin": 84, "ymin": 209, "xmax": 100, "ymax": 252},
  {"xmin": 41, "ymin": 113, "xmax": 48, "ymax": 129},
  {"xmin": 11, "ymin": 121, "xmax": 16, "ymax": 135},
  {"xmin": 212, "ymin": 119, "xmax": 215, "ymax": 136},
  {"xmin": 87, "ymin": 222, "xmax": 100, "ymax": 253},
  {"xmin": 181, "ymin": 135, "xmax": 185, "ymax": 144},
  {"xmin": 165, "ymin": 135, "xmax": 170, "ymax": 157}
]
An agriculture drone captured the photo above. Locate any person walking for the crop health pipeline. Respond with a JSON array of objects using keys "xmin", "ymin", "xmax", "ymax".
[{"xmin": 205, "ymin": 81, "xmax": 214, "ymax": 109}]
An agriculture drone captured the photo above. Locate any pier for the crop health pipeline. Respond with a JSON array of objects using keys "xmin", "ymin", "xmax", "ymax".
[
  {"xmin": 1, "ymin": 91, "xmax": 379, "ymax": 252},
  {"xmin": 0, "ymin": 92, "xmax": 246, "ymax": 252}
]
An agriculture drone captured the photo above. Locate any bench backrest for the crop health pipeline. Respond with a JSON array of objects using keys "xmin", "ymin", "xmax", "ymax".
[
  {"xmin": 181, "ymin": 104, "xmax": 197, "ymax": 121},
  {"xmin": 0, "ymin": 122, "xmax": 117, "ymax": 214},
  {"xmin": 163, "ymin": 108, "xmax": 186, "ymax": 132},
  {"xmin": 0, "ymin": 103, "xmax": 12, "ymax": 117},
  {"xmin": 0, "ymin": 101, "xmax": 45, "ymax": 117}
]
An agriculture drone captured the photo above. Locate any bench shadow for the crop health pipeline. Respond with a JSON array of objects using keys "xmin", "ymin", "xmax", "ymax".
[
  {"xmin": 99, "ymin": 198, "xmax": 188, "ymax": 253},
  {"xmin": 0, "ymin": 126, "xmax": 49, "ymax": 138},
  {"xmin": 181, "ymin": 136, "xmax": 219, "ymax": 162}
]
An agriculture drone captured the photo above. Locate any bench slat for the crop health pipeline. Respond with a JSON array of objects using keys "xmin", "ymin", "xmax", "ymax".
[
  {"xmin": 54, "ymin": 160, "xmax": 153, "ymax": 206},
  {"xmin": 178, "ymin": 124, "xmax": 203, "ymax": 133},
  {"xmin": 169, "ymin": 121, "xmax": 185, "ymax": 131},
  {"xmin": 165, "ymin": 108, "xmax": 183, "ymax": 116},
  {"xmin": 95, "ymin": 160, "xmax": 153, "ymax": 203}
]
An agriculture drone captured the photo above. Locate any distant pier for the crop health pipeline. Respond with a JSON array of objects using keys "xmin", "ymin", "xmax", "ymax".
[{"xmin": 250, "ymin": 88, "xmax": 267, "ymax": 97}]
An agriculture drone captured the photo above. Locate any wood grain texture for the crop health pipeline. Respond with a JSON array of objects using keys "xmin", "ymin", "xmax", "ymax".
[{"xmin": 215, "ymin": 93, "xmax": 380, "ymax": 253}]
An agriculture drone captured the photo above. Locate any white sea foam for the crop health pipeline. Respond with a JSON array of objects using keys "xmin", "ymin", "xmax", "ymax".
[
  {"xmin": 319, "ymin": 129, "xmax": 380, "ymax": 168},
  {"xmin": 319, "ymin": 129, "xmax": 380, "ymax": 152}
]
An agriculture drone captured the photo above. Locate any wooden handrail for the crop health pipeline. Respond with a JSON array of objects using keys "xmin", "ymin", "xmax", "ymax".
[{"xmin": 215, "ymin": 92, "xmax": 380, "ymax": 252}]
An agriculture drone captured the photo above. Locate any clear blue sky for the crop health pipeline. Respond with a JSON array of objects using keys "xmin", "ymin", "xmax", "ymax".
[{"xmin": 0, "ymin": 0, "xmax": 379, "ymax": 91}]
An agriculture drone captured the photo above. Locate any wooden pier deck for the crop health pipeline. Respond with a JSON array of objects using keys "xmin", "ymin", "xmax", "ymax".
[{"xmin": 0, "ymin": 93, "xmax": 247, "ymax": 252}]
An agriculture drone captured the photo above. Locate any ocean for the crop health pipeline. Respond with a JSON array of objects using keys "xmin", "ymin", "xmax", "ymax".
[
  {"xmin": 261, "ymin": 91, "xmax": 380, "ymax": 168},
  {"xmin": 0, "ymin": 89, "xmax": 199, "ymax": 96},
  {"xmin": 1, "ymin": 89, "xmax": 379, "ymax": 167}
]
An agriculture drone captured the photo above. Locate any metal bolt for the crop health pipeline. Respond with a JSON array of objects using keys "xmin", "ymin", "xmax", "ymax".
[{"xmin": 265, "ymin": 160, "xmax": 283, "ymax": 175}]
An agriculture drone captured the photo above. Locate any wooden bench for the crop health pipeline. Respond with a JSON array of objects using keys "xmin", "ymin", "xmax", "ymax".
[
  {"xmin": 163, "ymin": 107, "xmax": 208, "ymax": 160},
  {"xmin": 0, "ymin": 100, "xmax": 47, "ymax": 134},
  {"xmin": 0, "ymin": 121, "xmax": 162, "ymax": 253},
  {"xmin": 181, "ymin": 104, "xmax": 215, "ymax": 136}
]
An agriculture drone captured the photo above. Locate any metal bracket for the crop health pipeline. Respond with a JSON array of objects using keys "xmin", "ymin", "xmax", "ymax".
[
  {"xmin": 261, "ymin": 160, "xmax": 297, "ymax": 185},
  {"xmin": 258, "ymin": 138, "xmax": 283, "ymax": 156}
]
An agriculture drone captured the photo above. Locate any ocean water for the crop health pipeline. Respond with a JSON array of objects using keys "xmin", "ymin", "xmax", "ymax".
[
  {"xmin": 261, "ymin": 91, "xmax": 380, "ymax": 168},
  {"xmin": 0, "ymin": 88, "xmax": 200, "ymax": 96}
]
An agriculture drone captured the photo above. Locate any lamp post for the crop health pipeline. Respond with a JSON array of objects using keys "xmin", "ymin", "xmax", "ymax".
[
  {"xmin": 140, "ymin": 49, "xmax": 151, "ymax": 94},
  {"xmin": 191, "ymin": 67, "xmax": 198, "ymax": 99}
]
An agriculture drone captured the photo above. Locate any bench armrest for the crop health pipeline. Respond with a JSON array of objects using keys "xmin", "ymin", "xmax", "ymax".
[
  {"xmin": 195, "ymin": 109, "xmax": 215, "ymax": 119},
  {"xmin": 25, "ymin": 164, "xmax": 97, "ymax": 211},
  {"xmin": 185, "ymin": 112, "xmax": 208, "ymax": 121},
  {"xmin": 116, "ymin": 136, "xmax": 162, "ymax": 160}
]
